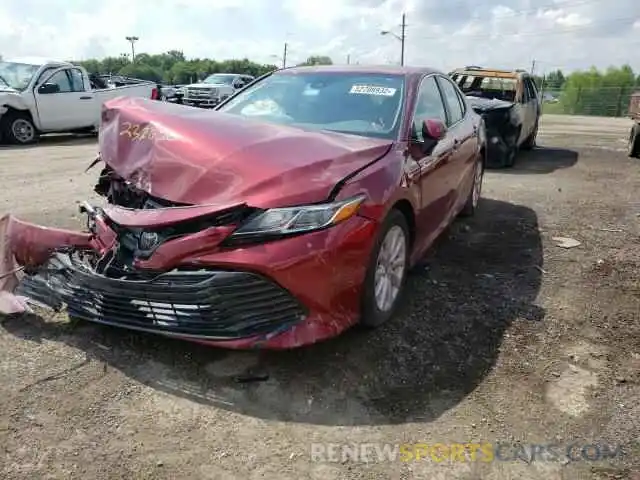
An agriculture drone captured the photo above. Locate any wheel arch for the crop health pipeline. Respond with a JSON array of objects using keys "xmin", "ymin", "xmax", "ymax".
[{"xmin": 390, "ymin": 199, "xmax": 416, "ymax": 248}]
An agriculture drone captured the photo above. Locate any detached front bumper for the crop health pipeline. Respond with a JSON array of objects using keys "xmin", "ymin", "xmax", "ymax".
[
  {"xmin": 16, "ymin": 251, "xmax": 307, "ymax": 340},
  {"xmin": 0, "ymin": 207, "xmax": 378, "ymax": 349}
]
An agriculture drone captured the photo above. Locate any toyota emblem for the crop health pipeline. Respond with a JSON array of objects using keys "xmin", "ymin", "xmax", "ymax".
[{"xmin": 139, "ymin": 231, "xmax": 159, "ymax": 250}]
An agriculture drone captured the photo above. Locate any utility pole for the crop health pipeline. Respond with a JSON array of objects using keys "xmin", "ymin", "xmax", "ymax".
[
  {"xmin": 530, "ymin": 59, "xmax": 536, "ymax": 75},
  {"xmin": 125, "ymin": 36, "xmax": 139, "ymax": 62},
  {"xmin": 282, "ymin": 42, "xmax": 288, "ymax": 69},
  {"xmin": 400, "ymin": 13, "xmax": 406, "ymax": 67},
  {"xmin": 381, "ymin": 13, "xmax": 407, "ymax": 66}
]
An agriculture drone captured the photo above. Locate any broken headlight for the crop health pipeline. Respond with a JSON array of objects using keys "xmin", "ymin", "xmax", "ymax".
[{"xmin": 227, "ymin": 194, "xmax": 366, "ymax": 241}]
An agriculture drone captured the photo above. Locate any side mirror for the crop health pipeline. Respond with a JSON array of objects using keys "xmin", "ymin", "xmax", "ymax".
[
  {"xmin": 417, "ymin": 118, "xmax": 446, "ymax": 155},
  {"xmin": 38, "ymin": 82, "xmax": 60, "ymax": 94},
  {"xmin": 422, "ymin": 118, "xmax": 446, "ymax": 142}
]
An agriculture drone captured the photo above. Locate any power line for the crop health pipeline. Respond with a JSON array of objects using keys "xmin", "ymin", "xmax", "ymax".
[
  {"xmin": 412, "ymin": 16, "xmax": 638, "ymax": 40},
  {"xmin": 401, "ymin": 0, "xmax": 606, "ymax": 20}
]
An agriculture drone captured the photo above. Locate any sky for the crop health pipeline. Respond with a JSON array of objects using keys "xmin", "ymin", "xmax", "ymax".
[{"xmin": 1, "ymin": 0, "xmax": 639, "ymax": 75}]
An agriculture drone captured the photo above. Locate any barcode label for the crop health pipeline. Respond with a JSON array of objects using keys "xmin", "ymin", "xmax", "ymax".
[{"xmin": 349, "ymin": 85, "xmax": 397, "ymax": 96}]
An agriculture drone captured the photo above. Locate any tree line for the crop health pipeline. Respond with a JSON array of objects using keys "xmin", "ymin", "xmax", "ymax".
[
  {"xmin": 538, "ymin": 66, "xmax": 640, "ymax": 117},
  {"xmin": 72, "ymin": 51, "xmax": 334, "ymax": 85},
  {"xmin": 71, "ymin": 51, "xmax": 639, "ymax": 117}
]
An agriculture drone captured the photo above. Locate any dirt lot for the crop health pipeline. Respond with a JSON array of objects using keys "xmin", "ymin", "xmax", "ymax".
[{"xmin": 0, "ymin": 114, "xmax": 639, "ymax": 479}]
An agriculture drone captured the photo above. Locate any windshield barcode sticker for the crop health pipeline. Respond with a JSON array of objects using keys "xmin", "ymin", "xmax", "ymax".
[{"xmin": 350, "ymin": 85, "xmax": 397, "ymax": 96}]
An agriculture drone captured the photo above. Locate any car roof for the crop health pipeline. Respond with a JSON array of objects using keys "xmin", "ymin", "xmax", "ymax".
[
  {"xmin": 4, "ymin": 57, "xmax": 71, "ymax": 67},
  {"xmin": 278, "ymin": 64, "xmax": 442, "ymax": 77},
  {"xmin": 450, "ymin": 66, "xmax": 528, "ymax": 79}
]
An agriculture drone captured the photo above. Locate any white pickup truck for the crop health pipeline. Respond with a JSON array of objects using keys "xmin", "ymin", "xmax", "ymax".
[
  {"xmin": 181, "ymin": 73, "xmax": 255, "ymax": 108},
  {"xmin": 0, "ymin": 57, "xmax": 158, "ymax": 144}
]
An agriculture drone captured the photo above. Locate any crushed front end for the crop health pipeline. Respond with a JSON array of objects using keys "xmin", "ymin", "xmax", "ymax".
[
  {"xmin": 1, "ymin": 198, "xmax": 308, "ymax": 346},
  {"xmin": 466, "ymin": 97, "xmax": 520, "ymax": 168},
  {"xmin": 0, "ymin": 169, "xmax": 377, "ymax": 349}
]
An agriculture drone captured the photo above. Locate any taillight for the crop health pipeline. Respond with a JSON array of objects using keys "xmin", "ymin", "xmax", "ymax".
[{"xmin": 151, "ymin": 87, "xmax": 159, "ymax": 100}]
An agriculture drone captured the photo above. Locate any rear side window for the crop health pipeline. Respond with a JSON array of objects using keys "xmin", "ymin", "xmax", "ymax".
[{"xmin": 437, "ymin": 76, "xmax": 464, "ymax": 126}]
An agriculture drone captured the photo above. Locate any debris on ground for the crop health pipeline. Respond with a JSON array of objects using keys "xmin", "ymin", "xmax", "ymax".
[{"xmin": 552, "ymin": 236, "xmax": 582, "ymax": 248}]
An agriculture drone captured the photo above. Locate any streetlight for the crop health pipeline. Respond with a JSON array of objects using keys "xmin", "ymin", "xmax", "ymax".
[
  {"xmin": 269, "ymin": 42, "xmax": 288, "ymax": 69},
  {"xmin": 380, "ymin": 13, "xmax": 406, "ymax": 66},
  {"xmin": 125, "ymin": 36, "xmax": 139, "ymax": 62}
]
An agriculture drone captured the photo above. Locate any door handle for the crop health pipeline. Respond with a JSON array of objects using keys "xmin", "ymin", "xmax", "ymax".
[{"xmin": 79, "ymin": 96, "xmax": 93, "ymax": 100}]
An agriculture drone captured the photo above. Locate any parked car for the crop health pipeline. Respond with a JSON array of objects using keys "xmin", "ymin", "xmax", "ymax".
[
  {"xmin": 0, "ymin": 65, "xmax": 486, "ymax": 349},
  {"xmin": 0, "ymin": 57, "xmax": 159, "ymax": 144},
  {"xmin": 181, "ymin": 73, "xmax": 254, "ymax": 108},
  {"xmin": 449, "ymin": 66, "xmax": 540, "ymax": 167},
  {"xmin": 158, "ymin": 84, "xmax": 185, "ymax": 103},
  {"xmin": 628, "ymin": 91, "xmax": 640, "ymax": 158}
]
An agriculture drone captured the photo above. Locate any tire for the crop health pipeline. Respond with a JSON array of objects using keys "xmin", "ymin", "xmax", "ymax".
[
  {"xmin": 628, "ymin": 123, "xmax": 640, "ymax": 159},
  {"xmin": 521, "ymin": 119, "xmax": 538, "ymax": 150},
  {"xmin": 459, "ymin": 153, "xmax": 484, "ymax": 217},
  {"xmin": 0, "ymin": 111, "xmax": 38, "ymax": 145},
  {"xmin": 502, "ymin": 143, "xmax": 517, "ymax": 168},
  {"xmin": 360, "ymin": 209, "xmax": 410, "ymax": 328}
]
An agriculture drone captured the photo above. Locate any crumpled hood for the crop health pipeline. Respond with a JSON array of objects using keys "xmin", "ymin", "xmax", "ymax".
[
  {"xmin": 466, "ymin": 95, "xmax": 514, "ymax": 113},
  {"xmin": 98, "ymin": 96, "xmax": 393, "ymax": 208}
]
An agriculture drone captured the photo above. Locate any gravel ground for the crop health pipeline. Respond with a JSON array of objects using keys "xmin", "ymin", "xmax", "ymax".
[{"xmin": 0, "ymin": 114, "xmax": 639, "ymax": 480}]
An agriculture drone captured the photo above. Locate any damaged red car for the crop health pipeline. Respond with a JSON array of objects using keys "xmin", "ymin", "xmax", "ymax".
[{"xmin": 0, "ymin": 65, "xmax": 486, "ymax": 349}]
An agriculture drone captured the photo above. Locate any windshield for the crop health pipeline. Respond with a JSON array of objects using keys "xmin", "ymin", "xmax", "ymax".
[
  {"xmin": 217, "ymin": 71, "xmax": 405, "ymax": 139},
  {"xmin": 0, "ymin": 62, "xmax": 40, "ymax": 91},
  {"xmin": 451, "ymin": 73, "xmax": 517, "ymax": 102},
  {"xmin": 203, "ymin": 74, "xmax": 236, "ymax": 85}
]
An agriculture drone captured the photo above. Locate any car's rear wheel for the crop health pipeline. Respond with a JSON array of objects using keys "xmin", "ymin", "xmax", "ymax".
[
  {"xmin": 628, "ymin": 123, "xmax": 640, "ymax": 159},
  {"xmin": 360, "ymin": 209, "xmax": 410, "ymax": 328},
  {"xmin": 460, "ymin": 152, "xmax": 484, "ymax": 217}
]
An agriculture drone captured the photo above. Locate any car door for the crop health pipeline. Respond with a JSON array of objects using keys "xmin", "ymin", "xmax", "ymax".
[
  {"xmin": 524, "ymin": 77, "xmax": 540, "ymax": 132},
  {"xmin": 35, "ymin": 67, "xmax": 95, "ymax": 131},
  {"xmin": 407, "ymin": 75, "xmax": 458, "ymax": 253},
  {"xmin": 514, "ymin": 77, "xmax": 533, "ymax": 144},
  {"xmin": 435, "ymin": 75, "xmax": 478, "ymax": 214}
]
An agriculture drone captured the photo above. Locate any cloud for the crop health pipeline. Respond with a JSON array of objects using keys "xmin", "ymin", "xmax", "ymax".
[{"xmin": 0, "ymin": 0, "xmax": 639, "ymax": 73}]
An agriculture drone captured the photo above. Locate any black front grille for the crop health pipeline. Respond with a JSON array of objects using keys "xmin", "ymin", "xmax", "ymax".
[{"xmin": 16, "ymin": 252, "xmax": 306, "ymax": 340}]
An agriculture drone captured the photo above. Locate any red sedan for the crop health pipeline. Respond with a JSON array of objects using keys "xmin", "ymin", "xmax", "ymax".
[{"xmin": 0, "ymin": 65, "xmax": 486, "ymax": 349}]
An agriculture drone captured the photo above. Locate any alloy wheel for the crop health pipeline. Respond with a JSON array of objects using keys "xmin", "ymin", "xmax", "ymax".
[
  {"xmin": 11, "ymin": 119, "xmax": 35, "ymax": 144},
  {"xmin": 373, "ymin": 225, "xmax": 407, "ymax": 312}
]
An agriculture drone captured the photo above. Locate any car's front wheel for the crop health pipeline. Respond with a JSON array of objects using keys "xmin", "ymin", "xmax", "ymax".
[
  {"xmin": 628, "ymin": 123, "xmax": 640, "ymax": 159},
  {"xmin": 0, "ymin": 111, "xmax": 39, "ymax": 145},
  {"xmin": 360, "ymin": 209, "xmax": 410, "ymax": 328},
  {"xmin": 521, "ymin": 119, "xmax": 538, "ymax": 150}
]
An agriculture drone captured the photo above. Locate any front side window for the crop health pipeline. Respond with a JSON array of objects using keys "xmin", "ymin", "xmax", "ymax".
[
  {"xmin": 45, "ymin": 70, "xmax": 73, "ymax": 93},
  {"xmin": 69, "ymin": 69, "xmax": 85, "ymax": 92},
  {"xmin": 217, "ymin": 71, "xmax": 405, "ymax": 140},
  {"xmin": 0, "ymin": 61, "xmax": 40, "ymax": 91},
  {"xmin": 411, "ymin": 76, "xmax": 447, "ymax": 141}
]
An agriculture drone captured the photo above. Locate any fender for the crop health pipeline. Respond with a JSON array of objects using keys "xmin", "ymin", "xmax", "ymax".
[{"xmin": 0, "ymin": 91, "xmax": 40, "ymax": 130}]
